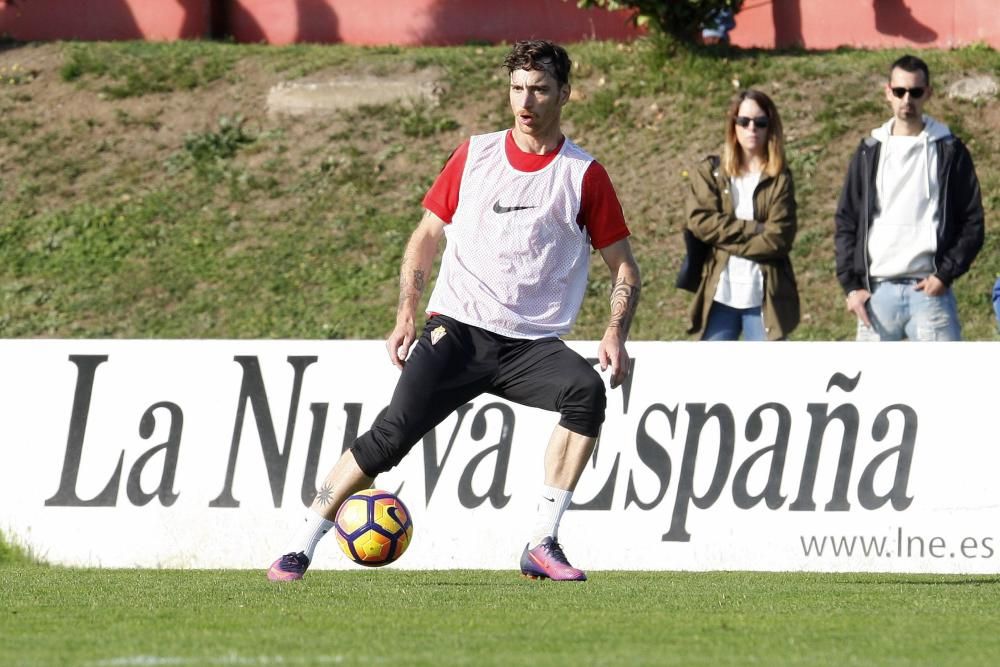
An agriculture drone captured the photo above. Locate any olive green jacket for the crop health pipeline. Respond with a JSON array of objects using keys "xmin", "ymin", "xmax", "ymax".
[{"xmin": 685, "ymin": 156, "xmax": 800, "ymax": 340}]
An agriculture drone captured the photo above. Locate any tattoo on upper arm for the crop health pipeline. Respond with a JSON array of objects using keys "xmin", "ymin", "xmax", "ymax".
[{"xmin": 608, "ymin": 277, "xmax": 640, "ymax": 336}]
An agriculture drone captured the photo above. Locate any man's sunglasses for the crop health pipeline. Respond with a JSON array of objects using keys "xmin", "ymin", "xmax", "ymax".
[
  {"xmin": 735, "ymin": 115, "xmax": 769, "ymax": 129},
  {"xmin": 890, "ymin": 86, "xmax": 925, "ymax": 99}
]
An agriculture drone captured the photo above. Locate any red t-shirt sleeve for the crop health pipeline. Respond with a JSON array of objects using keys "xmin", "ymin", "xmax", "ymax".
[
  {"xmin": 579, "ymin": 161, "xmax": 630, "ymax": 249},
  {"xmin": 422, "ymin": 140, "xmax": 470, "ymax": 223}
]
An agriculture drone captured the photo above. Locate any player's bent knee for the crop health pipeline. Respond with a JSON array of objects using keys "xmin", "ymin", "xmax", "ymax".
[
  {"xmin": 351, "ymin": 426, "xmax": 413, "ymax": 478},
  {"xmin": 558, "ymin": 366, "xmax": 606, "ymax": 438}
]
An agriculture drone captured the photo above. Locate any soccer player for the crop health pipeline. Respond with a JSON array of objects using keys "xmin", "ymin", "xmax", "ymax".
[{"xmin": 268, "ymin": 40, "xmax": 640, "ymax": 582}]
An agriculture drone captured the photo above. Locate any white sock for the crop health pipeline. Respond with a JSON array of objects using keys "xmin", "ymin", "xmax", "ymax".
[
  {"xmin": 529, "ymin": 485, "xmax": 573, "ymax": 548},
  {"xmin": 289, "ymin": 510, "xmax": 335, "ymax": 562}
]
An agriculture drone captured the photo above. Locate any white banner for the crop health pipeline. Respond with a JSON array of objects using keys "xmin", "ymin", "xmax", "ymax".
[{"xmin": 1, "ymin": 340, "xmax": 998, "ymax": 573}]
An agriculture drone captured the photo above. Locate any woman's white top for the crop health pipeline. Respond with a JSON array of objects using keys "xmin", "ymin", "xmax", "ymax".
[{"xmin": 713, "ymin": 171, "xmax": 763, "ymax": 309}]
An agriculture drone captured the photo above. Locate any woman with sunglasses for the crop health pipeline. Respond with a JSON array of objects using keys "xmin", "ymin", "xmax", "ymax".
[{"xmin": 683, "ymin": 89, "xmax": 799, "ymax": 341}]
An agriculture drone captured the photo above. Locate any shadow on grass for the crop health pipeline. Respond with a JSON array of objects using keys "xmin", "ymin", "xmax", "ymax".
[
  {"xmin": 650, "ymin": 30, "xmax": 872, "ymax": 62},
  {"xmin": 0, "ymin": 36, "xmax": 28, "ymax": 54}
]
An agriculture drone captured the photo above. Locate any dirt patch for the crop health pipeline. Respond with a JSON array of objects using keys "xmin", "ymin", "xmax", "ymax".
[
  {"xmin": 266, "ymin": 67, "xmax": 446, "ymax": 116},
  {"xmin": 947, "ymin": 74, "xmax": 998, "ymax": 101}
]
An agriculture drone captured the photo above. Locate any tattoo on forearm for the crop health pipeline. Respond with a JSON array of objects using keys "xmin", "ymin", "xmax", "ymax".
[
  {"xmin": 398, "ymin": 264, "xmax": 426, "ymax": 308},
  {"xmin": 608, "ymin": 278, "xmax": 640, "ymax": 337}
]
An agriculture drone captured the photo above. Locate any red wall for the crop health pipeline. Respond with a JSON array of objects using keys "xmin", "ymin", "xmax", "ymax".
[
  {"xmin": 226, "ymin": 0, "xmax": 638, "ymax": 46},
  {"xmin": 0, "ymin": 0, "xmax": 209, "ymax": 41},
  {"xmin": 1, "ymin": 0, "xmax": 997, "ymax": 49},
  {"xmin": 730, "ymin": 0, "xmax": 1000, "ymax": 50}
]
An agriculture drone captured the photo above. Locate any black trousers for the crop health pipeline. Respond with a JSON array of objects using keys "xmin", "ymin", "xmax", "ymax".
[{"xmin": 351, "ymin": 315, "xmax": 606, "ymax": 477}]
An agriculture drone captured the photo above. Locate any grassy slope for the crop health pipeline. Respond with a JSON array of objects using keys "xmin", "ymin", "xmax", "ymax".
[
  {"xmin": 0, "ymin": 39, "xmax": 998, "ymax": 341},
  {"xmin": 2, "ymin": 567, "xmax": 1000, "ymax": 666}
]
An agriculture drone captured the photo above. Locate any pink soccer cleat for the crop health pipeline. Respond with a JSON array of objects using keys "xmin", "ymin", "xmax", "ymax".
[
  {"xmin": 519, "ymin": 537, "xmax": 587, "ymax": 581},
  {"xmin": 267, "ymin": 551, "xmax": 310, "ymax": 581}
]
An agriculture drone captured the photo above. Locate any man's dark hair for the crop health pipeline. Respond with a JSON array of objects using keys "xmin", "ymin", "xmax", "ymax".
[
  {"xmin": 503, "ymin": 40, "xmax": 571, "ymax": 87},
  {"xmin": 890, "ymin": 54, "xmax": 931, "ymax": 87}
]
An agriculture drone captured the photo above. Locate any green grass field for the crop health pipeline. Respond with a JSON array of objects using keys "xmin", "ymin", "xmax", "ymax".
[{"xmin": 3, "ymin": 563, "xmax": 1000, "ymax": 666}]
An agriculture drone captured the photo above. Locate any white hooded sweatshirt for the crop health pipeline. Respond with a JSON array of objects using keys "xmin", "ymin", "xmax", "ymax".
[{"xmin": 868, "ymin": 115, "xmax": 952, "ymax": 280}]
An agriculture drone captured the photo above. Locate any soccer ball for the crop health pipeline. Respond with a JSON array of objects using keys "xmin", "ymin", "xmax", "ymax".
[{"xmin": 334, "ymin": 489, "xmax": 413, "ymax": 567}]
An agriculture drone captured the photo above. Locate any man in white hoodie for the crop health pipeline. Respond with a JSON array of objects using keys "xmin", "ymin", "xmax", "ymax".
[{"xmin": 834, "ymin": 54, "xmax": 984, "ymax": 341}]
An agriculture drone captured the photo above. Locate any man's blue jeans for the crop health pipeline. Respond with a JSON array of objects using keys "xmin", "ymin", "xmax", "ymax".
[{"xmin": 857, "ymin": 279, "xmax": 961, "ymax": 341}]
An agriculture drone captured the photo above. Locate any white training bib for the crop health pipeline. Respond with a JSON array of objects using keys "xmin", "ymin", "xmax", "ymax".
[{"xmin": 427, "ymin": 130, "xmax": 593, "ymax": 339}]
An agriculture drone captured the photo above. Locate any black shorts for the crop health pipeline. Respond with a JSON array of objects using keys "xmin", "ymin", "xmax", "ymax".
[{"xmin": 351, "ymin": 315, "xmax": 606, "ymax": 477}]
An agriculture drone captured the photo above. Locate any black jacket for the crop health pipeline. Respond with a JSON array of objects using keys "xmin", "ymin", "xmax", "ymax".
[{"xmin": 834, "ymin": 133, "xmax": 985, "ymax": 293}]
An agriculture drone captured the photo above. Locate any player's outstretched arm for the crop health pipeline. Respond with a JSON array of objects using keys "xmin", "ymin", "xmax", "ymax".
[
  {"xmin": 597, "ymin": 238, "xmax": 641, "ymax": 389},
  {"xmin": 387, "ymin": 210, "xmax": 446, "ymax": 368}
]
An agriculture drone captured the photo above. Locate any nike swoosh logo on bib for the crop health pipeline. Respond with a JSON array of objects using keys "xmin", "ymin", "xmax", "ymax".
[{"xmin": 493, "ymin": 201, "xmax": 536, "ymax": 214}]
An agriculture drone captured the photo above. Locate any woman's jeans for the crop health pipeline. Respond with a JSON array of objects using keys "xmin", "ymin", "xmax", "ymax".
[{"xmin": 703, "ymin": 302, "xmax": 767, "ymax": 341}]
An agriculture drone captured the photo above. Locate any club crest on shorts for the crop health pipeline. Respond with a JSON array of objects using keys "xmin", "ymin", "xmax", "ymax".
[{"xmin": 431, "ymin": 325, "xmax": 447, "ymax": 345}]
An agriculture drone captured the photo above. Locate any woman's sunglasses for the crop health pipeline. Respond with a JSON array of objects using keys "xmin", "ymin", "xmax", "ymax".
[
  {"xmin": 890, "ymin": 86, "xmax": 925, "ymax": 99},
  {"xmin": 735, "ymin": 115, "xmax": 769, "ymax": 129}
]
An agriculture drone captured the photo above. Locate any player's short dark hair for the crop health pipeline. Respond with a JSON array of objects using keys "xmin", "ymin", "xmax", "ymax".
[
  {"xmin": 502, "ymin": 40, "xmax": 571, "ymax": 87},
  {"xmin": 890, "ymin": 54, "xmax": 931, "ymax": 87}
]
